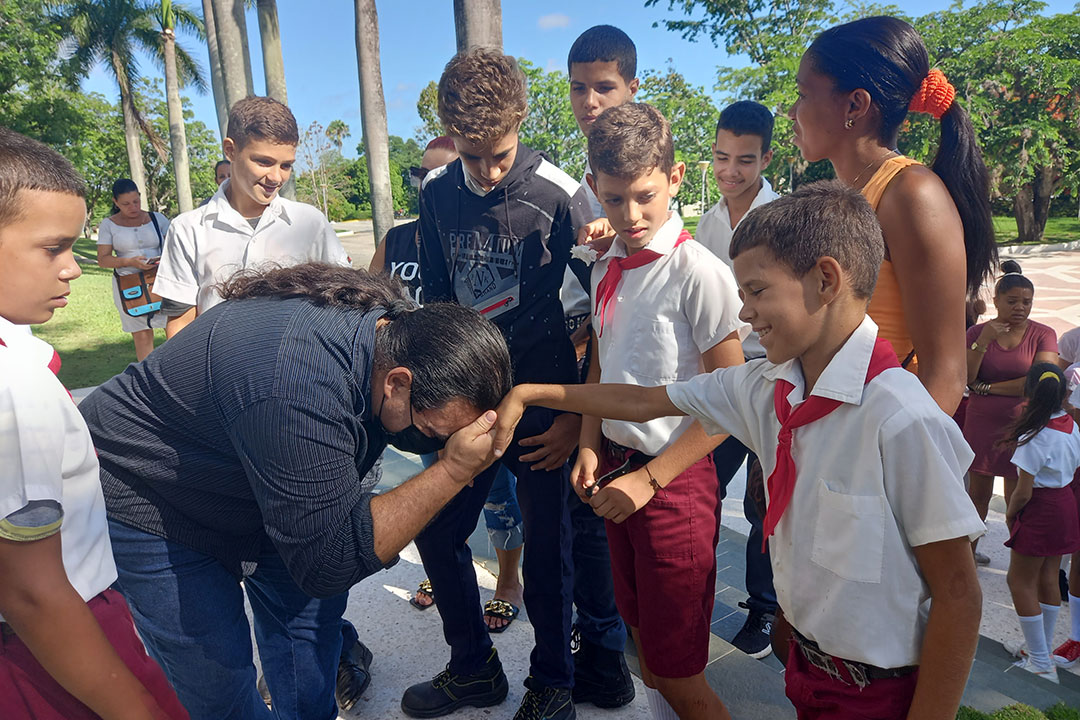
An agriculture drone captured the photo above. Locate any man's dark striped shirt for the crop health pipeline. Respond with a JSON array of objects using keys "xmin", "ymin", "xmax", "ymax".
[{"xmin": 79, "ymin": 297, "xmax": 390, "ymax": 598}]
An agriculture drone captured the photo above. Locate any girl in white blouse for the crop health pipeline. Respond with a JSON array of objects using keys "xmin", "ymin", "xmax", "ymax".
[
  {"xmin": 96, "ymin": 179, "xmax": 169, "ymax": 360},
  {"xmin": 1001, "ymin": 362, "xmax": 1080, "ymax": 683}
]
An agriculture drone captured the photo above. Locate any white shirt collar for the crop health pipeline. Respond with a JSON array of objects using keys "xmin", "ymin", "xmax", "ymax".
[
  {"xmin": 0, "ymin": 315, "xmax": 52, "ymax": 365},
  {"xmin": 607, "ymin": 213, "xmax": 684, "ymax": 261},
  {"xmin": 763, "ymin": 315, "xmax": 881, "ymax": 407},
  {"xmin": 205, "ymin": 179, "xmax": 291, "ymax": 232},
  {"xmin": 716, "ymin": 177, "xmax": 776, "ymax": 227}
]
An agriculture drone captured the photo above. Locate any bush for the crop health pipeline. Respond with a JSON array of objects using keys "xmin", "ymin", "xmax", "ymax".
[
  {"xmin": 992, "ymin": 705, "xmax": 1048, "ymax": 719},
  {"xmin": 957, "ymin": 708, "xmax": 993, "ymax": 720},
  {"xmin": 1045, "ymin": 703, "xmax": 1080, "ymax": 720}
]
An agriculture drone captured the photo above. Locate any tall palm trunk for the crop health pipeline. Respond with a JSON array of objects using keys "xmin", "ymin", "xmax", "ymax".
[
  {"xmin": 213, "ymin": 0, "xmax": 252, "ymax": 109},
  {"xmin": 354, "ymin": 0, "xmax": 393, "ymax": 246},
  {"xmin": 113, "ymin": 51, "xmax": 149, "ymax": 209},
  {"xmin": 202, "ymin": 0, "xmax": 228, "ymax": 139},
  {"xmin": 163, "ymin": 28, "xmax": 193, "ymax": 212},
  {"xmin": 257, "ymin": 0, "xmax": 295, "ymax": 198},
  {"xmin": 453, "ymin": 0, "xmax": 502, "ymax": 52}
]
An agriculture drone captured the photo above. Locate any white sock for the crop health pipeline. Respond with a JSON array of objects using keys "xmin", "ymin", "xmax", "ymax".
[
  {"xmin": 1041, "ymin": 602, "xmax": 1061, "ymax": 649},
  {"xmin": 1071, "ymin": 594, "xmax": 1080, "ymax": 641},
  {"xmin": 645, "ymin": 687, "xmax": 679, "ymax": 720},
  {"xmin": 1019, "ymin": 613, "xmax": 1051, "ymax": 669}
]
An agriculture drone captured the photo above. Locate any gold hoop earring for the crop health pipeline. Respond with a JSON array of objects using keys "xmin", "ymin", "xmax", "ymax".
[{"xmin": 845, "ymin": 118, "xmax": 855, "ymax": 129}]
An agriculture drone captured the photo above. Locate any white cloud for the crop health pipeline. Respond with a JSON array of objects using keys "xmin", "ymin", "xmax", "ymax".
[{"xmin": 537, "ymin": 13, "xmax": 570, "ymax": 30}]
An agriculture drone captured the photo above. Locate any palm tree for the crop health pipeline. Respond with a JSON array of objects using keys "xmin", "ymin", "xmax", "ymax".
[
  {"xmin": 55, "ymin": 0, "xmax": 204, "ymax": 210},
  {"xmin": 211, "ymin": 0, "xmax": 253, "ymax": 109},
  {"xmin": 200, "ymin": 0, "xmax": 228, "ymax": 139},
  {"xmin": 325, "ymin": 120, "xmax": 350, "ymax": 153},
  {"xmin": 156, "ymin": 0, "xmax": 206, "ymax": 213},
  {"xmin": 256, "ymin": 0, "xmax": 286, "ymax": 102},
  {"xmin": 453, "ymin": 0, "xmax": 502, "ymax": 52},
  {"xmin": 354, "ymin": 0, "xmax": 394, "ymax": 246}
]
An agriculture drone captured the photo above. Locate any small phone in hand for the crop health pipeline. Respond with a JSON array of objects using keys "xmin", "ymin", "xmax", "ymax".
[{"xmin": 585, "ymin": 458, "xmax": 637, "ymax": 498}]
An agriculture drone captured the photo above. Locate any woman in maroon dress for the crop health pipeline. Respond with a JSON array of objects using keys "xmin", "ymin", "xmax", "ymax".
[{"xmin": 965, "ymin": 263, "xmax": 1059, "ymax": 560}]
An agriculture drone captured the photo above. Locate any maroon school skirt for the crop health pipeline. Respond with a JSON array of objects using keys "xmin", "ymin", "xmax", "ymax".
[{"xmin": 1005, "ymin": 486, "xmax": 1080, "ymax": 556}]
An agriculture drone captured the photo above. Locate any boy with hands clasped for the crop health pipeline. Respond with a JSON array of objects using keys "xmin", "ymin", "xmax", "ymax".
[
  {"xmin": 577, "ymin": 102, "xmax": 747, "ymax": 720},
  {"xmin": 496, "ymin": 181, "xmax": 986, "ymax": 720}
]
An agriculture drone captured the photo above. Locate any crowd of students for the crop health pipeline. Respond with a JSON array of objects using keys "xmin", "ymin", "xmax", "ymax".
[{"xmin": 3, "ymin": 14, "xmax": 1079, "ymax": 720}]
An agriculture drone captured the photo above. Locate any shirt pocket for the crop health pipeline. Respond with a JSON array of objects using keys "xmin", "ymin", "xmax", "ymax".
[
  {"xmin": 810, "ymin": 481, "xmax": 885, "ymax": 584},
  {"xmin": 628, "ymin": 320, "xmax": 679, "ymax": 383}
]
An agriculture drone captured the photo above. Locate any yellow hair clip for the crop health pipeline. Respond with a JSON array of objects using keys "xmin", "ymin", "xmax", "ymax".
[{"xmin": 1039, "ymin": 371, "xmax": 1059, "ymax": 383}]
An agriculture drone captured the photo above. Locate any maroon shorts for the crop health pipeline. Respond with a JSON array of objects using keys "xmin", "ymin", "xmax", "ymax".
[
  {"xmin": 784, "ymin": 637, "xmax": 918, "ymax": 720},
  {"xmin": 1006, "ymin": 485, "xmax": 1080, "ymax": 556},
  {"xmin": 0, "ymin": 588, "xmax": 188, "ymax": 719},
  {"xmin": 600, "ymin": 440, "xmax": 720, "ymax": 678}
]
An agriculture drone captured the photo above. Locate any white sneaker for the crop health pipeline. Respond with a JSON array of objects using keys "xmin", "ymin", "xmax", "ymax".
[{"xmin": 1011, "ymin": 657, "xmax": 1060, "ymax": 684}]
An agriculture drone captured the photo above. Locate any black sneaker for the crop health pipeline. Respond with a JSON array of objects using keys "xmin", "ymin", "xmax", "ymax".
[
  {"xmin": 513, "ymin": 678, "xmax": 575, "ymax": 720},
  {"xmin": 400, "ymin": 647, "xmax": 508, "ymax": 718},
  {"xmin": 570, "ymin": 628, "xmax": 634, "ymax": 708},
  {"xmin": 730, "ymin": 602, "xmax": 775, "ymax": 659},
  {"xmin": 336, "ymin": 639, "xmax": 374, "ymax": 712}
]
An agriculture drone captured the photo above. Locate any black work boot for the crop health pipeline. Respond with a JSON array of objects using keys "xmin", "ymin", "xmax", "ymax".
[
  {"xmin": 571, "ymin": 632, "xmax": 635, "ymax": 708},
  {"xmin": 400, "ymin": 647, "xmax": 508, "ymax": 718},
  {"xmin": 514, "ymin": 676, "xmax": 575, "ymax": 720},
  {"xmin": 336, "ymin": 639, "xmax": 374, "ymax": 712}
]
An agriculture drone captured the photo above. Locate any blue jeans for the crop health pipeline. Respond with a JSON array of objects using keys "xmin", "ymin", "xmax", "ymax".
[
  {"xmin": 107, "ymin": 519, "xmax": 347, "ymax": 720},
  {"xmin": 568, "ymin": 489, "xmax": 627, "ymax": 653},
  {"xmin": 422, "ymin": 454, "xmax": 523, "ymax": 551},
  {"xmin": 415, "ymin": 406, "xmax": 575, "ymax": 688},
  {"xmin": 713, "ymin": 438, "xmax": 778, "ymax": 615}
]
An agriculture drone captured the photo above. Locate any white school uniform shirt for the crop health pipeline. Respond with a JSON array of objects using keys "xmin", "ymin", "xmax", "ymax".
[
  {"xmin": 96, "ymin": 213, "xmax": 170, "ymax": 276},
  {"xmin": 154, "ymin": 180, "xmax": 351, "ymax": 312},
  {"xmin": 593, "ymin": 213, "xmax": 747, "ymax": 456},
  {"xmin": 1011, "ymin": 413, "xmax": 1080, "ymax": 489},
  {"xmin": 695, "ymin": 177, "xmax": 779, "ymax": 360},
  {"xmin": 554, "ymin": 163, "xmax": 603, "ymax": 321},
  {"xmin": 667, "ymin": 315, "xmax": 985, "ymax": 668},
  {"xmin": 0, "ymin": 316, "xmax": 117, "ymax": 621}
]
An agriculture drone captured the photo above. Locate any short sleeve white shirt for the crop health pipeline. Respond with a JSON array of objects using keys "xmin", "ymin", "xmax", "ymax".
[
  {"xmin": 0, "ymin": 316, "xmax": 116, "ymax": 620},
  {"xmin": 1011, "ymin": 414, "xmax": 1080, "ymax": 488},
  {"xmin": 695, "ymin": 178, "xmax": 779, "ymax": 360},
  {"xmin": 97, "ymin": 213, "xmax": 170, "ymax": 276},
  {"xmin": 593, "ymin": 213, "xmax": 747, "ymax": 455},
  {"xmin": 666, "ymin": 315, "xmax": 985, "ymax": 668},
  {"xmin": 154, "ymin": 181, "xmax": 351, "ymax": 312}
]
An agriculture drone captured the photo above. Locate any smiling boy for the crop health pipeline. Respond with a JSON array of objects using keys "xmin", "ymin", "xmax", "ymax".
[
  {"xmin": 495, "ymin": 181, "xmax": 986, "ymax": 720},
  {"xmin": 155, "ymin": 96, "xmax": 350, "ymax": 337}
]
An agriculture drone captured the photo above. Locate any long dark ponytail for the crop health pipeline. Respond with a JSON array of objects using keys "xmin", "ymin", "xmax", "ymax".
[
  {"xmin": 807, "ymin": 16, "xmax": 996, "ymax": 297},
  {"xmin": 998, "ymin": 363, "xmax": 1067, "ymax": 449}
]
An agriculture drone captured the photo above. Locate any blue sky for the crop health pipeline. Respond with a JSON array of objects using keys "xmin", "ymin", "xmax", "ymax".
[{"xmin": 83, "ymin": 0, "xmax": 1077, "ymax": 159}]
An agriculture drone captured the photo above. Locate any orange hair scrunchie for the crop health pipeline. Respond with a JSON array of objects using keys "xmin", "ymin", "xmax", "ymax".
[{"xmin": 908, "ymin": 68, "xmax": 956, "ymax": 120}]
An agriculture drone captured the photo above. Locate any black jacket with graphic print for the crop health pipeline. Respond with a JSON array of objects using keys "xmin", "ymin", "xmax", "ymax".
[{"xmin": 418, "ymin": 144, "xmax": 592, "ymax": 385}]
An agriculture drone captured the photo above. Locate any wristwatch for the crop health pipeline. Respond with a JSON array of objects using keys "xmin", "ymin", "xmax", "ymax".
[{"xmin": 970, "ymin": 341, "xmax": 986, "ymax": 353}]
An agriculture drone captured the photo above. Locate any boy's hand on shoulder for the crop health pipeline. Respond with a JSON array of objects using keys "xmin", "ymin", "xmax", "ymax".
[
  {"xmin": 589, "ymin": 469, "xmax": 654, "ymax": 523},
  {"xmin": 519, "ymin": 413, "xmax": 581, "ymax": 470},
  {"xmin": 571, "ymin": 447, "xmax": 600, "ymax": 502}
]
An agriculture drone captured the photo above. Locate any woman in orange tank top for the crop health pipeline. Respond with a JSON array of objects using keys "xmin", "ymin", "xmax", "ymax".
[{"xmin": 788, "ymin": 16, "xmax": 997, "ymax": 415}]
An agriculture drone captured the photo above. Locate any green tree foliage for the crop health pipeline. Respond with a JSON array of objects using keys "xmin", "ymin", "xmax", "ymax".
[
  {"xmin": 917, "ymin": 0, "xmax": 1080, "ymax": 242},
  {"xmin": 518, "ymin": 59, "xmax": 587, "ymax": 176},
  {"xmin": 638, "ymin": 64, "xmax": 720, "ymax": 212},
  {"xmin": 415, "ymin": 80, "xmax": 442, "ymax": 140}
]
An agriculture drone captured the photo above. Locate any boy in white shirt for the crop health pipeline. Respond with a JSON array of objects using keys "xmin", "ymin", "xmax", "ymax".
[
  {"xmin": 156, "ymin": 96, "xmax": 349, "ymax": 336},
  {"xmin": 0, "ymin": 127, "xmax": 186, "ymax": 719},
  {"xmin": 494, "ymin": 180, "xmax": 986, "ymax": 720},
  {"xmin": 695, "ymin": 99, "xmax": 784, "ymax": 660},
  {"xmin": 578, "ymin": 103, "xmax": 746, "ymax": 720}
]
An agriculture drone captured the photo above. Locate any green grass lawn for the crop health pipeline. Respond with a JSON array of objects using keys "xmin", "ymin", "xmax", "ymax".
[{"xmin": 31, "ymin": 237, "xmax": 165, "ymax": 390}]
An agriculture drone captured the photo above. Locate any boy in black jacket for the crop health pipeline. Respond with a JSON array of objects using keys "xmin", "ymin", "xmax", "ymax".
[{"xmin": 402, "ymin": 49, "xmax": 591, "ymax": 720}]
